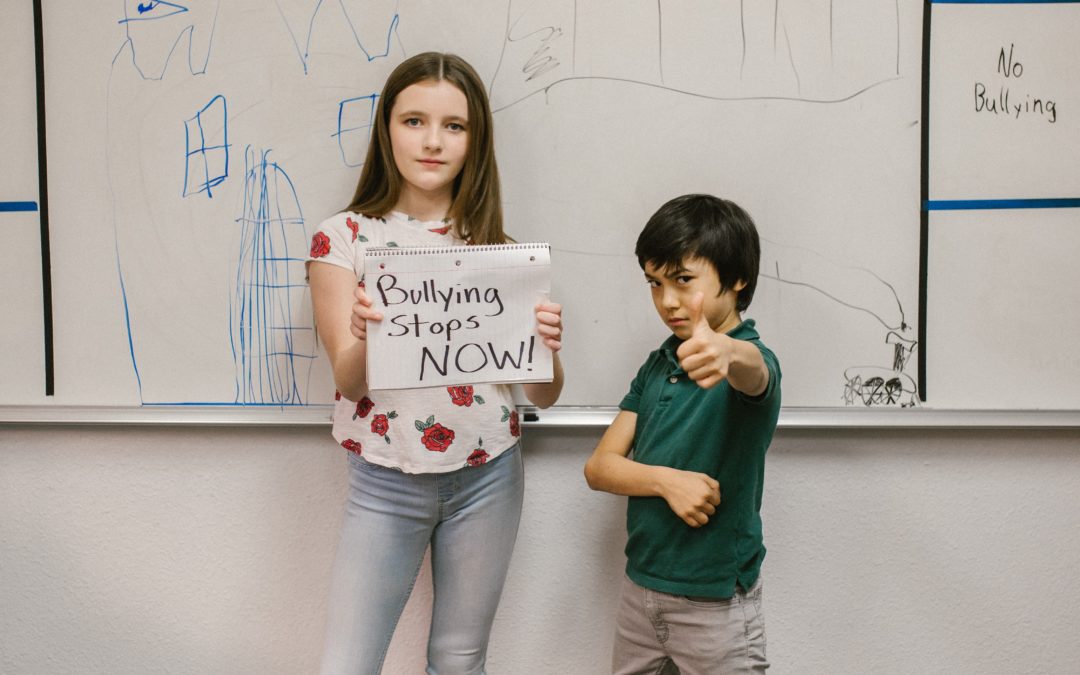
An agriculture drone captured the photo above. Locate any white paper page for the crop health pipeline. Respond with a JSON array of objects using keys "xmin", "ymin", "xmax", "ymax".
[{"xmin": 364, "ymin": 244, "xmax": 553, "ymax": 390}]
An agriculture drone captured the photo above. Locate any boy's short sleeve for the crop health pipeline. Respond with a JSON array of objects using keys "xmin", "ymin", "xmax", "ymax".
[
  {"xmin": 738, "ymin": 342, "xmax": 782, "ymax": 406},
  {"xmin": 619, "ymin": 357, "xmax": 653, "ymax": 413}
]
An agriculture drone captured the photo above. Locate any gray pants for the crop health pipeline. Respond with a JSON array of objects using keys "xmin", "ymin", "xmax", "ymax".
[{"xmin": 612, "ymin": 575, "xmax": 768, "ymax": 675}]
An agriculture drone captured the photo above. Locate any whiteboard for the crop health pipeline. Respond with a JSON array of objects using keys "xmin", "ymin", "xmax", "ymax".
[
  {"xmin": 0, "ymin": 0, "xmax": 45, "ymax": 403},
  {"xmin": 6, "ymin": 0, "xmax": 1072, "ymax": 418},
  {"xmin": 925, "ymin": 1, "xmax": 1080, "ymax": 409}
]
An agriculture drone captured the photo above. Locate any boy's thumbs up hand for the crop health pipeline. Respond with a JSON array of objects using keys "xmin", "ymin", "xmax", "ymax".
[
  {"xmin": 687, "ymin": 292, "xmax": 712, "ymax": 339},
  {"xmin": 676, "ymin": 292, "xmax": 736, "ymax": 389}
]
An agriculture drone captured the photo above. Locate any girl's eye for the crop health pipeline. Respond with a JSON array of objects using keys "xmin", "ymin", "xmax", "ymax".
[
  {"xmin": 404, "ymin": 118, "xmax": 422, "ymax": 127},
  {"xmin": 447, "ymin": 122, "xmax": 466, "ymax": 132}
]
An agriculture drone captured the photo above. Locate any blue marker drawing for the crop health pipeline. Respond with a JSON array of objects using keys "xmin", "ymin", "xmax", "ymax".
[
  {"xmin": 182, "ymin": 96, "xmax": 228, "ymax": 198},
  {"xmin": 113, "ymin": 0, "xmax": 219, "ymax": 79},
  {"xmin": 119, "ymin": 1, "xmax": 189, "ymax": 23},
  {"xmin": 183, "ymin": 95, "xmax": 229, "ymax": 198},
  {"xmin": 342, "ymin": 10, "xmax": 401, "ymax": 62},
  {"xmin": 231, "ymin": 146, "xmax": 315, "ymax": 405},
  {"xmin": 334, "ymin": 93, "xmax": 379, "ymax": 167},
  {"xmin": 277, "ymin": 1, "xmax": 402, "ymax": 74}
]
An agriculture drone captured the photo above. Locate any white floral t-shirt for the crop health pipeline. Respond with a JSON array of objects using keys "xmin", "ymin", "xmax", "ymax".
[{"xmin": 307, "ymin": 211, "xmax": 521, "ymax": 473}]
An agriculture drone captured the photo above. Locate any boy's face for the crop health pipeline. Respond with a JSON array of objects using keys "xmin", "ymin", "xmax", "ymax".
[{"xmin": 644, "ymin": 256, "xmax": 746, "ymax": 340}]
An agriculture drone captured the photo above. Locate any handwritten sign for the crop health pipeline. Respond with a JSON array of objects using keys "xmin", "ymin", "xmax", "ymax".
[
  {"xmin": 929, "ymin": 2, "xmax": 1080, "ymax": 201},
  {"xmin": 363, "ymin": 244, "xmax": 552, "ymax": 390}
]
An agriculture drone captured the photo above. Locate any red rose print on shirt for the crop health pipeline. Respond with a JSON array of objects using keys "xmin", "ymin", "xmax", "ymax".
[
  {"xmin": 466, "ymin": 437, "xmax": 489, "ymax": 466},
  {"xmin": 415, "ymin": 415, "xmax": 455, "ymax": 452},
  {"xmin": 310, "ymin": 231, "xmax": 331, "ymax": 258},
  {"xmin": 446, "ymin": 385, "xmax": 484, "ymax": 407},
  {"xmin": 447, "ymin": 384, "xmax": 486, "ymax": 406},
  {"xmin": 353, "ymin": 396, "xmax": 374, "ymax": 419},
  {"xmin": 429, "ymin": 225, "xmax": 451, "ymax": 235},
  {"xmin": 371, "ymin": 414, "xmax": 389, "ymax": 435},
  {"xmin": 370, "ymin": 410, "xmax": 397, "ymax": 443},
  {"xmin": 334, "ymin": 391, "xmax": 341, "ymax": 401},
  {"xmin": 345, "ymin": 216, "xmax": 369, "ymax": 242},
  {"xmin": 501, "ymin": 405, "xmax": 521, "ymax": 437},
  {"xmin": 447, "ymin": 385, "xmax": 473, "ymax": 406},
  {"xmin": 340, "ymin": 439, "xmax": 362, "ymax": 455},
  {"xmin": 421, "ymin": 424, "xmax": 455, "ymax": 452}
]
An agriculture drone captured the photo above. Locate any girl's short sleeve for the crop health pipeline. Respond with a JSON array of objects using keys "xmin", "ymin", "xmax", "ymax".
[{"xmin": 307, "ymin": 212, "xmax": 366, "ymax": 278}]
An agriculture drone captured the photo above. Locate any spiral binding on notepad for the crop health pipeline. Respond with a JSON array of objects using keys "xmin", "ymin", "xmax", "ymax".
[{"xmin": 364, "ymin": 243, "xmax": 549, "ymax": 256}]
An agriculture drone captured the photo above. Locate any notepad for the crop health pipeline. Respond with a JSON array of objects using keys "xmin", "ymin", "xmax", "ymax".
[{"xmin": 363, "ymin": 243, "xmax": 553, "ymax": 390}]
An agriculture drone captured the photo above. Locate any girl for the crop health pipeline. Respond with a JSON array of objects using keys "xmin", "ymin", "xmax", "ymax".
[{"xmin": 307, "ymin": 52, "xmax": 564, "ymax": 674}]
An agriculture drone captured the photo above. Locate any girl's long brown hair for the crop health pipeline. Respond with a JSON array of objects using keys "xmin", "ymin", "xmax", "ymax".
[{"xmin": 345, "ymin": 52, "xmax": 505, "ymax": 245}]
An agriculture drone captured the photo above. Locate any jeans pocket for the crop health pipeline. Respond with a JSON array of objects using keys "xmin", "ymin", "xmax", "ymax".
[
  {"xmin": 347, "ymin": 451, "xmax": 396, "ymax": 473},
  {"xmin": 683, "ymin": 594, "xmax": 736, "ymax": 608}
]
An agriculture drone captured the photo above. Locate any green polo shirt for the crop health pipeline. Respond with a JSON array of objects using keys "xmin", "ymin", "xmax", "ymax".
[{"xmin": 619, "ymin": 319, "xmax": 781, "ymax": 599}]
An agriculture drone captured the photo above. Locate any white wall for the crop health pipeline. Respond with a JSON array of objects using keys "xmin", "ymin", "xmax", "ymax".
[{"xmin": 3, "ymin": 424, "xmax": 1080, "ymax": 674}]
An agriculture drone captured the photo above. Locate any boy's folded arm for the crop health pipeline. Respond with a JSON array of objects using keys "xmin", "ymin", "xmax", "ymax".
[
  {"xmin": 584, "ymin": 411, "xmax": 657, "ymax": 496},
  {"xmin": 584, "ymin": 411, "xmax": 720, "ymax": 528}
]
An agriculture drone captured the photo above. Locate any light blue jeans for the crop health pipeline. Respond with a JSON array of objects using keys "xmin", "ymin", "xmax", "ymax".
[{"xmin": 320, "ymin": 445, "xmax": 524, "ymax": 675}]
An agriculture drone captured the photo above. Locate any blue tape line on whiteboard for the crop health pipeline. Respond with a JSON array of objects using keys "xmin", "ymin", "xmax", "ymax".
[
  {"xmin": 0, "ymin": 201, "xmax": 39, "ymax": 212},
  {"xmin": 925, "ymin": 198, "xmax": 1080, "ymax": 210}
]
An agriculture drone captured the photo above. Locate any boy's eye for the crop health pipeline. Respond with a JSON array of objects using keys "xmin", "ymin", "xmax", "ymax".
[
  {"xmin": 646, "ymin": 279, "xmax": 660, "ymax": 288},
  {"xmin": 676, "ymin": 275, "xmax": 694, "ymax": 284}
]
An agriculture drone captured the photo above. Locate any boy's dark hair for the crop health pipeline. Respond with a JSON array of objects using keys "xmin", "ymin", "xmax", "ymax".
[{"xmin": 636, "ymin": 194, "xmax": 761, "ymax": 312}]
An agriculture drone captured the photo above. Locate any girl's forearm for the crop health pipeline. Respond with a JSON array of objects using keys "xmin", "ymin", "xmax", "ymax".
[{"xmin": 522, "ymin": 353, "xmax": 563, "ymax": 408}]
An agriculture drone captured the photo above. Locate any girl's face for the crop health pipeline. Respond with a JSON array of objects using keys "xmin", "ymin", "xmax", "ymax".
[{"xmin": 388, "ymin": 78, "xmax": 470, "ymax": 215}]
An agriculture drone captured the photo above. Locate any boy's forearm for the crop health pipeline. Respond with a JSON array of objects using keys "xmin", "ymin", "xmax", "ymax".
[
  {"xmin": 585, "ymin": 410, "xmax": 721, "ymax": 527},
  {"xmin": 585, "ymin": 451, "xmax": 672, "ymax": 498},
  {"xmin": 726, "ymin": 338, "xmax": 769, "ymax": 397},
  {"xmin": 585, "ymin": 411, "xmax": 656, "ymax": 496},
  {"xmin": 587, "ymin": 452, "xmax": 722, "ymax": 528}
]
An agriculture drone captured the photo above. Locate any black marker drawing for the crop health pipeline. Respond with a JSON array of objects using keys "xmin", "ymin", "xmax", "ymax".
[
  {"xmin": 763, "ymin": 240, "xmax": 919, "ymax": 407},
  {"xmin": 490, "ymin": 0, "xmax": 903, "ymax": 111}
]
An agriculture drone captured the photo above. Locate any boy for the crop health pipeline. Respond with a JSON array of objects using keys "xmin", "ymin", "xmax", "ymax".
[{"xmin": 584, "ymin": 194, "xmax": 781, "ymax": 674}]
